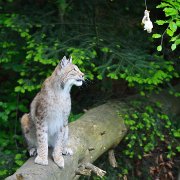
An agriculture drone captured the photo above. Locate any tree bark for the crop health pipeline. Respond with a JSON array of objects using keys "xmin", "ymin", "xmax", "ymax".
[{"xmin": 6, "ymin": 101, "xmax": 127, "ymax": 180}]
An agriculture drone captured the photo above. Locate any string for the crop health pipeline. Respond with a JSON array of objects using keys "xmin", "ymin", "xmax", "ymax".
[{"xmin": 145, "ymin": 0, "xmax": 147, "ymax": 10}]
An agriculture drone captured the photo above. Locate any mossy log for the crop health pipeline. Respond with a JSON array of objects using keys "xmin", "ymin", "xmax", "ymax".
[{"xmin": 6, "ymin": 101, "xmax": 127, "ymax": 180}]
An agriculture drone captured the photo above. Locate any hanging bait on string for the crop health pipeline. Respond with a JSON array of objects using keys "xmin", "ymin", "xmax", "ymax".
[{"xmin": 142, "ymin": 10, "xmax": 153, "ymax": 33}]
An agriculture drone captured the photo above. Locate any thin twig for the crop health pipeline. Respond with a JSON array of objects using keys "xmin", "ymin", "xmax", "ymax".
[
  {"xmin": 108, "ymin": 149, "xmax": 118, "ymax": 168},
  {"xmin": 76, "ymin": 166, "xmax": 92, "ymax": 176},
  {"xmin": 160, "ymin": 25, "xmax": 169, "ymax": 49},
  {"xmin": 85, "ymin": 163, "xmax": 106, "ymax": 177}
]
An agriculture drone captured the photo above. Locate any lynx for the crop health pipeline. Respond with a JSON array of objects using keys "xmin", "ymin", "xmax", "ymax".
[{"xmin": 21, "ymin": 56, "xmax": 84, "ymax": 168}]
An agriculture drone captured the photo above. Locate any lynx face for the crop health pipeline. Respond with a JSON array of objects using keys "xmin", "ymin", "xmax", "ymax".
[
  {"xmin": 56, "ymin": 56, "xmax": 84, "ymax": 89},
  {"xmin": 64, "ymin": 64, "xmax": 84, "ymax": 87}
]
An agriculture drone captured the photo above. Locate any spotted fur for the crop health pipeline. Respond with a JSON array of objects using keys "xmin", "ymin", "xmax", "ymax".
[{"xmin": 21, "ymin": 56, "xmax": 84, "ymax": 168}]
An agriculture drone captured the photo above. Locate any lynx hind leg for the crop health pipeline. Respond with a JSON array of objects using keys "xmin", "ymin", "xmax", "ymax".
[
  {"xmin": 21, "ymin": 114, "xmax": 37, "ymax": 156},
  {"xmin": 21, "ymin": 113, "xmax": 30, "ymax": 133}
]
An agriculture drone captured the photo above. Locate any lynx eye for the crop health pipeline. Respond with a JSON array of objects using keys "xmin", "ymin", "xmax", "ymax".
[{"xmin": 73, "ymin": 66, "xmax": 78, "ymax": 71}]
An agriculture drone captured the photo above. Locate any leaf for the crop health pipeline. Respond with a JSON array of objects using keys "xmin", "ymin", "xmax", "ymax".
[
  {"xmin": 18, "ymin": 79, "xmax": 24, "ymax": 85},
  {"xmin": 172, "ymin": 2, "xmax": 180, "ymax": 10},
  {"xmin": 166, "ymin": 29, "xmax": 174, "ymax": 37},
  {"xmin": 140, "ymin": 91, "xmax": 145, "ymax": 96},
  {"xmin": 0, "ymin": 170, "xmax": 8, "ymax": 176},
  {"xmin": 175, "ymin": 39, "xmax": 180, "ymax": 46},
  {"xmin": 15, "ymin": 160, "xmax": 24, "ymax": 166},
  {"xmin": 176, "ymin": 146, "xmax": 180, "ymax": 152},
  {"xmin": 15, "ymin": 153, "xmax": 22, "ymax": 160},
  {"xmin": 170, "ymin": 36, "xmax": 178, "ymax": 42},
  {"xmin": 152, "ymin": 34, "xmax": 161, "ymax": 38},
  {"xmin": 156, "ymin": 20, "xmax": 166, "ymax": 25},
  {"xmin": 169, "ymin": 22, "xmax": 177, "ymax": 32},
  {"xmin": 176, "ymin": 21, "xmax": 180, "ymax": 27},
  {"xmin": 163, "ymin": 8, "xmax": 178, "ymax": 16},
  {"xmin": 14, "ymin": 86, "xmax": 21, "ymax": 92},
  {"xmin": 173, "ymin": 130, "xmax": 180, "ymax": 137},
  {"xmin": 101, "ymin": 47, "xmax": 109, "ymax": 53},
  {"xmin": 157, "ymin": 45, "xmax": 162, "ymax": 51},
  {"xmin": 171, "ymin": 44, "xmax": 176, "ymax": 51},
  {"xmin": 156, "ymin": 2, "xmax": 171, "ymax": 8},
  {"xmin": 97, "ymin": 74, "xmax": 103, "ymax": 80}
]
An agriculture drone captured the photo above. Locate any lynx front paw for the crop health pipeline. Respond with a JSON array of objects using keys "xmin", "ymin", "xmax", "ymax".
[
  {"xmin": 34, "ymin": 155, "xmax": 48, "ymax": 166},
  {"xmin": 53, "ymin": 155, "xmax": 64, "ymax": 168},
  {"xmin": 63, "ymin": 147, "xmax": 73, "ymax": 156}
]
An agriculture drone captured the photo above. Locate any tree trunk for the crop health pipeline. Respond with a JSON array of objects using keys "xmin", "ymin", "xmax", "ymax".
[{"xmin": 6, "ymin": 101, "xmax": 127, "ymax": 180}]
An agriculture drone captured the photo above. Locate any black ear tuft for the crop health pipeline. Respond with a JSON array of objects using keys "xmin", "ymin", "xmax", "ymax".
[
  {"xmin": 69, "ymin": 56, "xmax": 72, "ymax": 63},
  {"xmin": 60, "ymin": 56, "xmax": 69, "ymax": 68}
]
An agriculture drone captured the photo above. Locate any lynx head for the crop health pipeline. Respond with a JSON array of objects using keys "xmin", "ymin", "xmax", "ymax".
[{"xmin": 55, "ymin": 56, "xmax": 84, "ymax": 89}]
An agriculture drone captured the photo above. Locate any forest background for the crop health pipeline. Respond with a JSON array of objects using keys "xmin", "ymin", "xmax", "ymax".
[{"xmin": 0, "ymin": 0, "xmax": 179, "ymax": 179}]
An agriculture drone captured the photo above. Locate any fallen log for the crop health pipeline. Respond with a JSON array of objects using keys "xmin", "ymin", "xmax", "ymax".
[
  {"xmin": 6, "ymin": 85, "xmax": 180, "ymax": 180},
  {"xmin": 6, "ymin": 101, "xmax": 127, "ymax": 180}
]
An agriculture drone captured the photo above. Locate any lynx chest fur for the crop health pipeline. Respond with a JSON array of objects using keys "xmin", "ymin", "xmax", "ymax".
[{"xmin": 47, "ymin": 90, "xmax": 71, "ymax": 137}]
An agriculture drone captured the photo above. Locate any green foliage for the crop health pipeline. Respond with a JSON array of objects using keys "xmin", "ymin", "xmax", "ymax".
[
  {"xmin": 0, "ymin": 0, "xmax": 179, "ymax": 178},
  {"xmin": 69, "ymin": 113, "xmax": 83, "ymax": 123},
  {"xmin": 81, "ymin": 97, "xmax": 180, "ymax": 180},
  {"xmin": 81, "ymin": 98, "xmax": 179, "ymax": 180},
  {"xmin": 123, "ymin": 99, "xmax": 179, "ymax": 159},
  {"xmin": 0, "ymin": 140, "xmax": 27, "ymax": 179},
  {"xmin": 153, "ymin": 0, "xmax": 180, "ymax": 51},
  {"xmin": 0, "ymin": 0, "xmax": 178, "ymax": 98}
]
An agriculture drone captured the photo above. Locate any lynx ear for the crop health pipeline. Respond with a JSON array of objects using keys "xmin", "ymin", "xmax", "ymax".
[
  {"xmin": 69, "ymin": 56, "xmax": 72, "ymax": 63},
  {"xmin": 60, "ymin": 56, "xmax": 69, "ymax": 68}
]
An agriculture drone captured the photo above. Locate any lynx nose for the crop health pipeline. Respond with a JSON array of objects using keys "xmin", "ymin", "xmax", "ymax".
[{"xmin": 80, "ymin": 73, "xmax": 85, "ymax": 81}]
